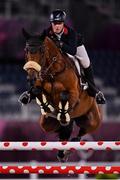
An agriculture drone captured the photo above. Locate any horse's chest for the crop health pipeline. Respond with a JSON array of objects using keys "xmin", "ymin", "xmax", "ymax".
[{"xmin": 43, "ymin": 81, "xmax": 65, "ymax": 94}]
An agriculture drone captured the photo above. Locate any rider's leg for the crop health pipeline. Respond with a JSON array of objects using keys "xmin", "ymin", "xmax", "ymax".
[{"xmin": 75, "ymin": 45, "xmax": 106, "ymax": 104}]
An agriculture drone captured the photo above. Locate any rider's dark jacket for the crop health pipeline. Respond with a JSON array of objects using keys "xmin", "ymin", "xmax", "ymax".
[{"xmin": 41, "ymin": 25, "xmax": 83, "ymax": 56}]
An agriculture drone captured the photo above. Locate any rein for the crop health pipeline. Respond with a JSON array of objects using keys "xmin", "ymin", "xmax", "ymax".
[
  {"xmin": 41, "ymin": 55, "xmax": 66, "ymax": 80},
  {"xmin": 41, "ymin": 56, "xmax": 57, "ymax": 77}
]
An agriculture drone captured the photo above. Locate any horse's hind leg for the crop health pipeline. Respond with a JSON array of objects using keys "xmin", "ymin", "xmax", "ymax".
[
  {"xmin": 83, "ymin": 102, "xmax": 102, "ymax": 134},
  {"xmin": 71, "ymin": 115, "xmax": 88, "ymax": 141},
  {"xmin": 56, "ymin": 121, "xmax": 73, "ymax": 162},
  {"xmin": 73, "ymin": 102, "xmax": 102, "ymax": 140}
]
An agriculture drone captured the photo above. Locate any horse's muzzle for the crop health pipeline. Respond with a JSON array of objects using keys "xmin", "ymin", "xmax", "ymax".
[{"xmin": 27, "ymin": 75, "xmax": 36, "ymax": 87}]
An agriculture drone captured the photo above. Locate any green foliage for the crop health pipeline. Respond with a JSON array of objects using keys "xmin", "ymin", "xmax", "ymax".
[{"xmin": 96, "ymin": 174, "xmax": 119, "ymax": 179}]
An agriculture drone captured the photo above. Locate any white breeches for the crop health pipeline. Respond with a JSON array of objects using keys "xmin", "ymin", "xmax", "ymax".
[
  {"xmin": 75, "ymin": 45, "xmax": 90, "ymax": 68},
  {"xmin": 67, "ymin": 45, "xmax": 90, "ymax": 75}
]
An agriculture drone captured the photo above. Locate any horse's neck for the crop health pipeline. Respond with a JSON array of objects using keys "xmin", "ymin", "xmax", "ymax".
[{"xmin": 44, "ymin": 37, "xmax": 62, "ymax": 59}]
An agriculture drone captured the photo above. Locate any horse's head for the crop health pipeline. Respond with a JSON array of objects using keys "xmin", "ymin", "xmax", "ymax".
[
  {"xmin": 23, "ymin": 28, "xmax": 64, "ymax": 87},
  {"xmin": 22, "ymin": 29, "xmax": 44, "ymax": 86}
]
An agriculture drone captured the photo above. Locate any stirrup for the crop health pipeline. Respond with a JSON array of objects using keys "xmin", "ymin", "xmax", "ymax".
[
  {"xmin": 95, "ymin": 91, "xmax": 106, "ymax": 104},
  {"xmin": 81, "ymin": 82, "xmax": 88, "ymax": 90}
]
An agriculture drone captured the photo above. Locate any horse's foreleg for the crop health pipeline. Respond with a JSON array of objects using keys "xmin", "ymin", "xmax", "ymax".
[
  {"xmin": 36, "ymin": 94, "xmax": 54, "ymax": 115},
  {"xmin": 57, "ymin": 91, "xmax": 71, "ymax": 126},
  {"xmin": 56, "ymin": 121, "xmax": 73, "ymax": 140},
  {"xmin": 56, "ymin": 87, "xmax": 79, "ymax": 126},
  {"xmin": 56, "ymin": 121, "xmax": 73, "ymax": 162}
]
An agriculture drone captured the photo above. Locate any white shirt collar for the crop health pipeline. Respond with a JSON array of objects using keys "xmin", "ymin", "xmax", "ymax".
[{"xmin": 55, "ymin": 29, "xmax": 64, "ymax": 40}]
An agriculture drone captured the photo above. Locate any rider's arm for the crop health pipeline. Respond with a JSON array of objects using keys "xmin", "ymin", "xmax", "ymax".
[{"xmin": 61, "ymin": 30, "xmax": 77, "ymax": 56}]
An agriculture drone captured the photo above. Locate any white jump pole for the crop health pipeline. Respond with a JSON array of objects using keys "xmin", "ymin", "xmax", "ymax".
[
  {"xmin": 0, "ymin": 141, "xmax": 119, "ymax": 150},
  {"xmin": 0, "ymin": 141, "xmax": 119, "ymax": 174}
]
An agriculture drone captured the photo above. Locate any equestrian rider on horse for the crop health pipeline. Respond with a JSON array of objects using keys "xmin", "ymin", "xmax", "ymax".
[{"xmin": 19, "ymin": 9, "xmax": 106, "ymax": 105}]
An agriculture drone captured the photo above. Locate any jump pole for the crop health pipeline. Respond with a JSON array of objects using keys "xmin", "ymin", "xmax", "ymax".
[
  {"xmin": 0, "ymin": 165, "xmax": 120, "ymax": 174},
  {"xmin": 0, "ymin": 141, "xmax": 120, "ymax": 151}
]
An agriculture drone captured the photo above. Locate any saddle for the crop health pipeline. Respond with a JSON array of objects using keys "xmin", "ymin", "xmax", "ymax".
[{"xmin": 64, "ymin": 53, "xmax": 88, "ymax": 90}]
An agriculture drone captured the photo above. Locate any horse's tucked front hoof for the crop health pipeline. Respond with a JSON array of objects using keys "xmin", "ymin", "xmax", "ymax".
[
  {"xmin": 42, "ymin": 94, "xmax": 54, "ymax": 112},
  {"xmin": 60, "ymin": 120, "xmax": 69, "ymax": 126},
  {"xmin": 36, "ymin": 95, "xmax": 54, "ymax": 115},
  {"xmin": 57, "ymin": 113, "xmax": 70, "ymax": 126},
  {"xmin": 57, "ymin": 101, "xmax": 70, "ymax": 126}
]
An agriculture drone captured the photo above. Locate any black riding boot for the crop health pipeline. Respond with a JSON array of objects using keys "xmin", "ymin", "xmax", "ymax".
[{"xmin": 83, "ymin": 64, "xmax": 106, "ymax": 104}]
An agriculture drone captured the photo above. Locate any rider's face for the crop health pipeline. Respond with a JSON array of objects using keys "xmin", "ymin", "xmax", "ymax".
[{"xmin": 51, "ymin": 22, "xmax": 64, "ymax": 34}]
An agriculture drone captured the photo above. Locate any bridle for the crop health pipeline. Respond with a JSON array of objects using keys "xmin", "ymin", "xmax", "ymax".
[{"xmin": 24, "ymin": 40, "xmax": 66, "ymax": 81}]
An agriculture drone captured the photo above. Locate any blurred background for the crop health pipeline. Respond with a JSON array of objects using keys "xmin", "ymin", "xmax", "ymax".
[{"xmin": 0, "ymin": 0, "xmax": 120, "ymax": 179}]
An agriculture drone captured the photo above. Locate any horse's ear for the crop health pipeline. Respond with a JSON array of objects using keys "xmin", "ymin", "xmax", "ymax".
[
  {"xmin": 22, "ymin": 28, "xmax": 31, "ymax": 40},
  {"xmin": 44, "ymin": 36, "xmax": 50, "ymax": 42},
  {"xmin": 45, "ymin": 36, "xmax": 55, "ymax": 45}
]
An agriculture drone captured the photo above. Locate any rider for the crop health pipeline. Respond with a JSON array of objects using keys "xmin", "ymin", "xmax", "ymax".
[{"xmin": 19, "ymin": 9, "xmax": 106, "ymax": 105}]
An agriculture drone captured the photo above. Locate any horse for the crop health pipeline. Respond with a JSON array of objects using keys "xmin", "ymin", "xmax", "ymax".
[{"xmin": 22, "ymin": 29, "xmax": 102, "ymax": 161}]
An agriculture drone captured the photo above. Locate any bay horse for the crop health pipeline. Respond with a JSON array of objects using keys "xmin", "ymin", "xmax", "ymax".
[{"xmin": 22, "ymin": 29, "xmax": 102, "ymax": 161}]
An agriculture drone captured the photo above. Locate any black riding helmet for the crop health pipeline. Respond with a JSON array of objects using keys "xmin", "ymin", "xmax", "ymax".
[{"xmin": 50, "ymin": 9, "xmax": 66, "ymax": 23}]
